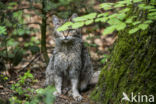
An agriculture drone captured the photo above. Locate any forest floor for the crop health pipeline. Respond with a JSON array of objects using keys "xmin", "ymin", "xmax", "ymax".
[
  {"xmin": 0, "ymin": 33, "xmax": 116, "ymax": 104},
  {"xmin": 0, "ymin": 21, "xmax": 116, "ymax": 104},
  {"xmin": 0, "ymin": 0, "xmax": 119, "ymax": 103}
]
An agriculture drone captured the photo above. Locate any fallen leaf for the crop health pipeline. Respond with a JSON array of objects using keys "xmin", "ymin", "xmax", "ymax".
[
  {"xmin": 0, "ymin": 85, "xmax": 4, "ymax": 89},
  {"xmin": 8, "ymin": 81, "xmax": 15, "ymax": 84}
]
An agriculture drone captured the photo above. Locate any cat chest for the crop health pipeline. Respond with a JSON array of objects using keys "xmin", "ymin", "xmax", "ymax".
[{"xmin": 54, "ymin": 52, "xmax": 81, "ymax": 70}]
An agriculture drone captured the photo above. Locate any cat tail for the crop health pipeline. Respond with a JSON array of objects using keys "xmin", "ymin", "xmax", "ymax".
[{"xmin": 80, "ymin": 44, "xmax": 93, "ymax": 91}]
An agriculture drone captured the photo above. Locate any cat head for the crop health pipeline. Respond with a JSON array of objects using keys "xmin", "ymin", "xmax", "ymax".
[{"xmin": 52, "ymin": 13, "xmax": 81, "ymax": 43}]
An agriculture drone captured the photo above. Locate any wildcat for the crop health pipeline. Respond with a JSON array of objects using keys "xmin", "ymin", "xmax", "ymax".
[{"xmin": 45, "ymin": 13, "xmax": 93, "ymax": 101}]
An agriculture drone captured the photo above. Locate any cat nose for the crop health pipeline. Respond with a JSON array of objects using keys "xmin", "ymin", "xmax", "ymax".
[{"xmin": 64, "ymin": 36, "xmax": 68, "ymax": 39}]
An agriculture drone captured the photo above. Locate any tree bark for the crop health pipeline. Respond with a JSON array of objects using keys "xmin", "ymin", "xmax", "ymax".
[
  {"xmin": 41, "ymin": 0, "xmax": 49, "ymax": 64},
  {"xmin": 91, "ymin": 3, "xmax": 156, "ymax": 104}
]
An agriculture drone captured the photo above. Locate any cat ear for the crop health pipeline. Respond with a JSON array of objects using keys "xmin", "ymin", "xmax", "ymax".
[
  {"xmin": 52, "ymin": 15, "xmax": 60, "ymax": 27},
  {"xmin": 70, "ymin": 13, "xmax": 78, "ymax": 22}
]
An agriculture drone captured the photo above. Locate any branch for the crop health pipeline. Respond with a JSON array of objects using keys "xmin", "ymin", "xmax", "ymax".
[
  {"xmin": 18, "ymin": 53, "xmax": 41, "ymax": 73},
  {"xmin": 22, "ymin": 22, "xmax": 41, "ymax": 26},
  {"xmin": 11, "ymin": 7, "xmax": 42, "ymax": 12},
  {"xmin": 2, "ymin": 7, "xmax": 42, "ymax": 14}
]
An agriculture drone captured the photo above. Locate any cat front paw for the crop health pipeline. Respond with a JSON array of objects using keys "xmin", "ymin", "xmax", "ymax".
[{"xmin": 73, "ymin": 94, "xmax": 82, "ymax": 101}]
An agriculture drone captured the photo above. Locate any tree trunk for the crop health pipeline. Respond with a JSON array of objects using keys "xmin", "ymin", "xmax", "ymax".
[
  {"xmin": 41, "ymin": 0, "xmax": 49, "ymax": 64},
  {"xmin": 91, "ymin": 4, "xmax": 156, "ymax": 104}
]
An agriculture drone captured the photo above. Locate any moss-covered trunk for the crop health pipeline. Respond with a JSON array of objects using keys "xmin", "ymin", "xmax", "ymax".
[{"xmin": 92, "ymin": 5, "xmax": 156, "ymax": 104}]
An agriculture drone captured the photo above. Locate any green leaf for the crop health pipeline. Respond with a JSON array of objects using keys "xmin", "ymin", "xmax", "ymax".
[
  {"xmin": 114, "ymin": 3, "xmax": 125, "ymax": 8},
  {"xmin": 100, "ymin": 3, "xmax": 113, "ymax": 10},
  {"xmin": 95, "ymin": 17, "xmax": 108, "ymax": 22},
  {"xmin": 13, "ymin": 11, "xmax": 23, "ymax": 22},
  {"xmin": 149, "ymin": 9, "xmax": 156, "ymax": 12},
  {"xmin": 72, "ymin": 22, "xmax": 84, "ymax": 29},
  {"xmin": 57, "ymin": 22, "xmax": 73, "ymax": 31},
  {"xmin": 108, "ymin": 13, "xmax": 118, "ymax": 19},
  {"xmin": 126, "ymin": 18, "xmax": 133, "ymax": 23},
  {"xmin": 138, "ymin": 24, "xmax": 149, "ymax": 30},
  {"xmin": 0, "ymin": 26, "xmax": 7, "ymax": 35},
  {"xmin": 100, "ymin": 54, "xmax": 109, "ymax": 64},
  {"xmin": 97, "ymin": 12, "xmax": 109, "ymax": 17},
  {"xmin": 132, "ymin": 21, "xmax": 141, "ymax": 25},
  {"xmin": 103, "ymin": 25, "xmax": 116, "ymax": 35},
  {"xmin": 8, "ymin": 2, "xmax": 17, "ymax": 6},
  {"xmin": 138, "ymin": 4, "xmax": 146, "ymax": 9},
  {"xmin": 57, "ymin": 26, "xmax": 68, "ymax": 31},
  {"xmin": 7, "ymin": 2, "xmax": 17, "ymax": 9},
  {"xmin": 15, "ymin": 28, "xmax": 25, "ymax": 36},
  {"xmin": 119, "ymin": 8, "xmax": 130, "ymax": 13},
  {"xmin": 117, "ymin": 1, "xmax": 127, "ymax": 4},
  {"xmin": 117, "ymin": 0, "xmax": 132, "ymax": 5},
  {"xmin": 107, "ymin": 18, "xmax": 121, "ymax": 25},
  {"xmin": 85, "ymin": 20, "xmax": 93, "ymax": 25},
  {"xmin": 133, "ymin": 0, "xmax": 143, "ymax": 3},
  {"xmin": 87, "ymin": 13, "xmax": 97, "ymax": 19},
  {"xmin": 35, "ymin": 86, "xmax": 56, "ymax": 104},
  {"xmin": 7, "ymin": 39, "xmax": 19, "ymax": 47},
  {"xmin": 117, "ymin": 13, "xmax": 126, "ymax": 20},
  {"xmin": 144, "ymin": 20, "xmax": 153, "ymax": 24},
  {"xmin": 143, "ymin": 5, "xmax": 154, "ymax": 10},
  {"xmin": 125, "ymin": 16, "xmax": 137, "ymax": 23},
  {"xmin": 36, "ymin": 88, "xmax": 44, "ymax": 94},
  {"xmin": 116, "ymin": 22, "xmax": 126, "ymax": 31},
  {"xmin": 73, "ymin": 13, "xmax": 97, "ymax": 22},
  {"xmin": 129, "ymin": 28, "xmax": 139, "ymax": 34},
  {"xmin": 125, "ymin": 0, "xmax": 132, "ymax": 5},
  {"xmin": 148, "ymin": 12, "xmax": 156, "ymax": 16},
  {"xmin": 73, "ymin": 16, "xmax": 86, "ymax": 21},
  {"xmin": 147, "ymin": 15, "xmax": 156, "ymax": 20}
]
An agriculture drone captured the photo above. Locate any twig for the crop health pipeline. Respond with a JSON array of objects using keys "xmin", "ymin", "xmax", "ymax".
[
  {"xmin": 1, "ymin": 7, "xmax": 42, "ymax": 14},
  {"xmin": 18, "ymin": 53, "xmax": 41, "ymax": 73},
  {"xmin": 11, "ymin": 7, "xmax": 42, "ymax": 13},
  {"xmin": 21, "ymin": 22, "xmax": 41, "ymax": 26}
]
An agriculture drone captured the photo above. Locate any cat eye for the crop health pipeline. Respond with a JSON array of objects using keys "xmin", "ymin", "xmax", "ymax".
[{"xmin": 68, "ymin": 29, "xmax": 75, "ymax": 32}]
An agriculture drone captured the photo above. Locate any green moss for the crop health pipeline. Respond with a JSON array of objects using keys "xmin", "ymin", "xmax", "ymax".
[{"xmin": 91, "ymin": 22, "xmax": 156, "ymax": 103}]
